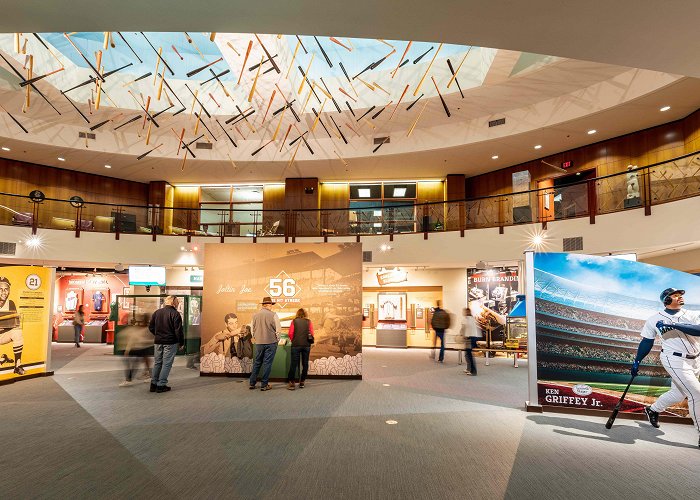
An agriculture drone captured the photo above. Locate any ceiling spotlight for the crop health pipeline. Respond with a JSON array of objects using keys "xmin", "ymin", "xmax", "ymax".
[
  {"xmin": 26, "ymin": 235, "xmax": 42, "ymax": 248},
  {"xmin": 105, "ymin": 165, "xmax": 112, "ymax": 169},
  {"xmin": 57, "ymin": 157, "xmax": 65, "ymax": 161},
  {"xmin": 380, "ymin": 243, "xmax": 392, "ymax": 252},
  {"xmin": 587, "ymin": 129, "xmax": 597, "ymax": 135},
  {"xmin": 1, "ymin": 147, "xmax": 9, "ymax": 151},
  {"xmin": 534, "ymin": 145, "xmax": 542, "ymax": 150},
  {"xmin": 660, "ymin": 105, "xmax": 671, "ymax": 112},
  {"xmin": 491, "ymin": 155, "xmax": 499, "ymax": 160}
]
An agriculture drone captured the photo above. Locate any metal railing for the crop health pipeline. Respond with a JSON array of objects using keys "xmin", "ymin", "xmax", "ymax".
[{"xmin": 1, "ymin": 151, "xmax": 699, "ymax": 240}]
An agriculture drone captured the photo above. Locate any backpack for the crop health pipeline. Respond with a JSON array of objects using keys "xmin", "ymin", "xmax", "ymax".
[{"xmin": 431, "ymin": 309, "xmax": 450, "ymax": 330}]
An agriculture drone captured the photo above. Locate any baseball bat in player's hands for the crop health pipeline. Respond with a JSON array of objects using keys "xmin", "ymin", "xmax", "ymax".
[
  {"xmin": 0, "ymin": 313, "xmax": 19, "ymax": 321},
  {"xmin": 605, "ymin": 374, "xmax": 636, "ymax": 429}
]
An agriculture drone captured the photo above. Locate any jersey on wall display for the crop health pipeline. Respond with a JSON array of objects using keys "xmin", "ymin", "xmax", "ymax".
[
  {"xmin": 200, "ymin": 243, "xmax": 363, "ymax": 377},
  {"xmin": 533, "ymin": 252, "xmax": 700, "ymax": 419},
  {"xmin": 467, "ymin": 267, "xmax": 519, "ymax": 342},
  {"xmin": 0, "ymin": 266, "xmax": 53, "ymax": 382}
]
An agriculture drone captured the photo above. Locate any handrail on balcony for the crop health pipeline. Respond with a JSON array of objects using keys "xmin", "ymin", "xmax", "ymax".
[{"xmin": 1, "ymin": 150, "xmax": 699, "ymax": 238}]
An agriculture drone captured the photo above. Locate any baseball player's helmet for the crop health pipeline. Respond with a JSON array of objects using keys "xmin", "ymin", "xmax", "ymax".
[{"xmin": 660, "ymin": 287, "xmax": 685, "ymax": 305}]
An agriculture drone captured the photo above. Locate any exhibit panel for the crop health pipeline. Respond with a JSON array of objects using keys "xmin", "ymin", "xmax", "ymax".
[
  {"xmin": 0, "ymin": 266, "xmax": 53, "ymax": 382},
  {"xmin": 362, "ymin": 286, "xmax": 442, "ymax": 348},
  {"xmin": 54, "ymin": 273, "xmax": 128, "ymax": 343},
  {"xmin": 201, "ymin": 243, "xmax": 362, "ymax": 377},
  {"xmin": 467, "ymin": 267, "xmax": 520, "ymax": 347},
  {"xmin": 529, "ymin": 252, "xmax": 699, "ymax": 419}
]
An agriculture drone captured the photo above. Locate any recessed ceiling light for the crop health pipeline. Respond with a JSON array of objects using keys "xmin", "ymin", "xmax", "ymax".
[
  {"xmin": 660, "ymin": 105, "xmax": 671, "ymax": 112},
  {"xmin": 491, "ymin": 155, "xmax": 499, "ymax": 160},
  {"xmin": 534, "ymin": 145, "xmax": 542, "ymax": 150},
  {"xmin": 104, "ymin": 165, "xmax": 111, "ymax": 169},
  {"xmin": 587, "ymin": 129, "xmax": 597, "ymax": 135},
  {"xmin": 57, "ymin": 157, "xmax": 65, "ymax": 161},
  {"xmin": 1, "ymin": 147, "xmax": 9, "ymax": 151}
]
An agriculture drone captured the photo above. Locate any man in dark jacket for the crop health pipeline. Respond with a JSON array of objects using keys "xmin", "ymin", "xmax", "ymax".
[
  {"xmin": 431, "ymin": 302, "xmax": 451, "ymax": 363},
  {"xmin": 148, "ymin": 296, "xmax": 184, "ymax": 393}
]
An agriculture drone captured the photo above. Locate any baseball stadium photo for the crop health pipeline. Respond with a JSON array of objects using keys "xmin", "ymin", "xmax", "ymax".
[{"xmin": 534, "ymin": 252, "xmax": 700, "ymax": 418}]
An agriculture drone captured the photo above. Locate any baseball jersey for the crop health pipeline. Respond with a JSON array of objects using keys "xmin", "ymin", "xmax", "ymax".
[
  {"xmin": 640, "ymin": 308, "xmax": 700, "ymax": 355},
  {"xmin": 65, "ymin": 291, "xmax": 78, "ymax": 311},
  {"xmin": 0, "ymin": 299, "xmax": 19, "ymax": 331},
  {"xmin": 92, "ymin": 291, "xmax": 105, "ymax": 311}
]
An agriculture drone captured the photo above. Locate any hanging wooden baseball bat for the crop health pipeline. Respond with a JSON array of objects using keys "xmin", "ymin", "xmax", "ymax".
[
  {"xmin": 226, "ymin": 41, "xmax": 240, "ymax": 56},
  {"xmin": 447, "ymin": 59, "xmax": 464, "ymax": 98},
  {"xmin": 407, "ymin": 101, "xmax": 428, "ymax": 137},
  {"xmin": 18, "ymin": 67, "xmax": 64, "ymax": 87},
  {"xmin": 389, "ymin": 84, "xmax": 410, "ymax": 120},
  {"xmin": 414, "ymin": 43, "xmax": 442, "ymax": 96},
  {"xmin": 248, "ymin": 56, "xmax": 264, "ymax": 102},
  {"xmin": 187, "ymin": 57, "xmax": 223, "ymax": 78},
  {"xmin": 153, "ymin": 47, "xmax": 161, "ymax": 85},
  {"xmin": 0, "ymin": 104, "xmax": 29, "ymax": 133},
  {"xmin": 64, "ymin": 33, "xmax": 104, "ymax": 81},
  {"xmin": 330, "ymin": 37, "xmax": 352, "ymax": 51},
  {"xmin": 286, "ymin": 39, "xmax": 301, "ymax": 79},
  {"xmin": 238, "ymin": 40, "xmax": 253, "ymax": 85},
  {"xmin": 262, "ymin": 90, "xmax": 277, "ymax": 124},
  {"xmin": 136, "ymin": 143, "xmax": 163, "ymax": 161},
  {"xmin": 254, "ymin": 34, "xmax": 280, "ymax": 73},
  {"xmin": 339, "ymin": 88, "xmax": 356, "ymax": 102},
  {"xmin": 447, "ymin": 47, "xmax": 472, "ymax": 89},
  {"xmin": 209, "ymin": 32, "xmax": 216, "ymax": 42},
  {"xmin": 172, "ymin": 45, "xmax": 184, "ymax": 60},
  {"xmin": 391, "ymin": 41, "xmax": 412, "ymax": 78},
  {"xmin": 298, "ymin": 53, "xmax": 314, "ymax": 94},
  {"xmin": 25, "ymin": 55, "xmax": 32, "ymax": 110},
  {"xmin": 314, "ymin": 36, "xmax": 332, "ymax": 67},
  {"xmin": 431, "ymin": 76, "xmax": 450, "ymax": 117}
]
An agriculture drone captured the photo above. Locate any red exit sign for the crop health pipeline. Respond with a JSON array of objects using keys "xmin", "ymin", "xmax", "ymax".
[{"xmin": 561, "ymin": 160, "xmax": 574, "ymax": 169}]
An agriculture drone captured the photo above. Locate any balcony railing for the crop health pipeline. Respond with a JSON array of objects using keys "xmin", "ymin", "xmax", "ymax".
[{"xmin": 1, "ymin": 151, "xmax": 699, "ymax": 240}]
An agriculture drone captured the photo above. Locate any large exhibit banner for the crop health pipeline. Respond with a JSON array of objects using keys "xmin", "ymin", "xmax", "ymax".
[
  {"xmin": 0, "ymin": 266, "xmax": 53, "ymax": 382},
  {"xmin": 467, "ymin": 266, "xmax": 519, "ymax": 341},
  {"xmin": 534, "ymin": 252, "xmax": 700, "ymax": 417},
  {"xmin": 201, "ymin": 243, "xmax": 362, "ymax": 376}
]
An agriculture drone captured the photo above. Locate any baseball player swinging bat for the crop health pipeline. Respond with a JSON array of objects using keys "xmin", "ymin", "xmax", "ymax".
[{"xmin": 605, "ymin": 374, "xmax": 636, "ymax": 429}]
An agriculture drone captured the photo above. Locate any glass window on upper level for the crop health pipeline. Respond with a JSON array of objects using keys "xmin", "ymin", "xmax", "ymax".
[
  {"xmin": 349, "ymin": 182, "xmax": 417, "ymax": 234},
  {"xmin": 199, "ymin": 185, "xmax": 263, "ymax": 236}
]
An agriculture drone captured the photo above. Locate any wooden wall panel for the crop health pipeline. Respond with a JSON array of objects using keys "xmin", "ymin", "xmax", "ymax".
[
  {"xmin": 0, "ymin": 157, "xmax": 149, "ymax": 229},
  {"xmin": 417, "ymin": 181, "xmax": 445, "ymax": 230},
  {"xmin": 171, "ymin": 186, "xmax": 200, "ymax": 232},
  {"xmin": 466, "ymin": 113, "xmax": 700, "ymax": 200},
  {"xmin": 263, "ymin": 184, "xmax": 285, "ymax": 233},
  {"xmin": 285, "ymin": 178, "xmax": 319, "ymax": 235},
  {"xmin": 320, "ymin": 183, "xmax": 349, "ymax": 235}
]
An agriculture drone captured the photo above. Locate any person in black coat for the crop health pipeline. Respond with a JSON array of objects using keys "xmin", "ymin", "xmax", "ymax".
[
  {"xmin": 287, "ymin": 308, "xmax": 314, "ymax": 390},
  {"xmin": 148, "ymin": 296, "xmax": 184, "ymax": 393}
]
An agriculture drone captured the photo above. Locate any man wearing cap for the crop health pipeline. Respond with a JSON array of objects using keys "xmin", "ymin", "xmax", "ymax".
[
  {"xmin": 631, "ymin": 287, "xmax": 700, "ymax": 448},
  {"xmin": 0, "ymin": 276, "xmax": 24, "ymax": 375},
  {"xmin": 249, "ymin": 297, "xmax": 281, "ymax": 391}
]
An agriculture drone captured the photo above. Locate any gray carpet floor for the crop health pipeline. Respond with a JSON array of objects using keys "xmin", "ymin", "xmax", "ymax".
[{"xmin": 1, "ymin": 344, "xmax": 698, "ymax": 499}]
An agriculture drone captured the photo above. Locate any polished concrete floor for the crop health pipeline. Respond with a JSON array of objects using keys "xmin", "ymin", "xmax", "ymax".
[{"xmin": 2, "ymin": 344, "xmax": 698, "ymax": 499}]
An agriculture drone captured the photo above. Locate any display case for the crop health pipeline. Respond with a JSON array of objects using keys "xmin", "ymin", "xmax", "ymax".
[
  {"xmin": 376, "ymin": 321, "xmax": 408, "ymax": 348},
  {"xmin": 56, "ymin": 319, "xmax": 108, "ymax": 343},
  {"xmin": 113, "ymin": 295, "xmax": 201, "ymax": 355}
]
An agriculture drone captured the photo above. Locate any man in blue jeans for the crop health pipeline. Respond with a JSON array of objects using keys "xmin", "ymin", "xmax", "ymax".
[
  {"xmin": 249, "ymin": 296, "xmax": 281, "ymax": 391},
  {"xmin": 148, "ymin": 296, "xmax": 184, "ymax": 393},
  {"xmin": 430, "ymin": 302, "xmax": 451, "ymax": 363}
]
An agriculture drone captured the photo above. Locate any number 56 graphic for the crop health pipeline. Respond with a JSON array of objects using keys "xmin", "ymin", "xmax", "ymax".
[{"xmin": 268, "ymin": 277, "xmax": 297, "ymax": 297}]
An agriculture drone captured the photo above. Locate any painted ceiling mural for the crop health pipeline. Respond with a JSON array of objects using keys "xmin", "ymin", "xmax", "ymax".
[{"xmin": 0, "ymin": 32, "xmax": 560, "ymax": 169}]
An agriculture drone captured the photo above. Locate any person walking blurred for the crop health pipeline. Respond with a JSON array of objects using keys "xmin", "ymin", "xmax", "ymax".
[
  {"xmin": 73, "ymin": 305, "xmax": 85, "ymax": 348},
  {"xmin": 462, "ymin": 308, "xmax": 481, "ymax": 375},
  {"xmin": 431, "ymin": 302, "xmax": 451, "ymax": 363},
  {"xmin": 287, "ymin": 308, "xmax": 314, "ymax": 390}
]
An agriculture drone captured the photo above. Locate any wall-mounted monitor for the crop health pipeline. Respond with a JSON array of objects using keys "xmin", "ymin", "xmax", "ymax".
[{"xmin": 128, "ymin": 266, "xmax": 166, "ymax": 286}]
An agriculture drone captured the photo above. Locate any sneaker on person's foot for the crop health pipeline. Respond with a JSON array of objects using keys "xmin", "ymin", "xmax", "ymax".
[
  {"xmin": 156, "ymin": 386, "xmax": 172, "ymax": 393},
  {"xmin": 260, "ymin": 385, "xmax": 272, "ymax": 391},
  {"xmin": 645, "ymin": 406, "xmax": 660, "ymax": 428},
  {"xmin": 299, "ymin": 382, "xmax": 305, "ymax": 388},
  {"xmin": 150, "ymin": 383, "xmax": 157, "ymax": 393},
  {"xmin": 249, "ymin": 384, "xmax": 257, "ymax": 390},
  {"xmin": 119, "ymin": 380, "xmax": 133, "ymax": 387},
  {"xmin": 287, "ymin": 382, "xmax": 295, "ymax": 391}
]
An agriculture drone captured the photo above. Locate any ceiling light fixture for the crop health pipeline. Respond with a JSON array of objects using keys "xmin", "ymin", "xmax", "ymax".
[
  {"xmin": 57, "ymin": 157, "xmax": 65, "ymax": 161},
  {"xmin": 660, "ymin": 105, "xmax": 671, "ymax": 112},
  {"xmin": 1, "ymin": 147, "xmax": 9, "ymax": 151},
  {"xmin": 26, "ymin": 235, "xmax": 42, "ymax": 248},
  {"xmin": 587, "ymin": 129, "xmax": 597, "ymax": 135},
  {"xmin": 534, "ymin": 145, "xmax": 542, "ymax": 150},
  {"xmin": 105, "ymin": 165, "xmax": 112, "ymax": 169},
  {"xmin": 491, "ymin": 155, "xmax": 498, "ymax": 160}
]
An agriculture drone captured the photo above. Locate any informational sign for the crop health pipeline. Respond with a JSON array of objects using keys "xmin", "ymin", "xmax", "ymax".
[
  {"xmin": 467, "ymin": 267, "xmax": 519, "ymax": 342},
  {"xmin": 376, "ymin": 267, "xmax": 408, "ymax": 286},
  {"xmin": 0, "ymin": 266, "xmax": 53, "ymax": 382},
  {"xmin": 533, "ymin": 252, "xmax": 700, "ymax": 418},
  {"xmin": 201, "ymin": 243, "xmax": 362, "ymax": 376}
]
